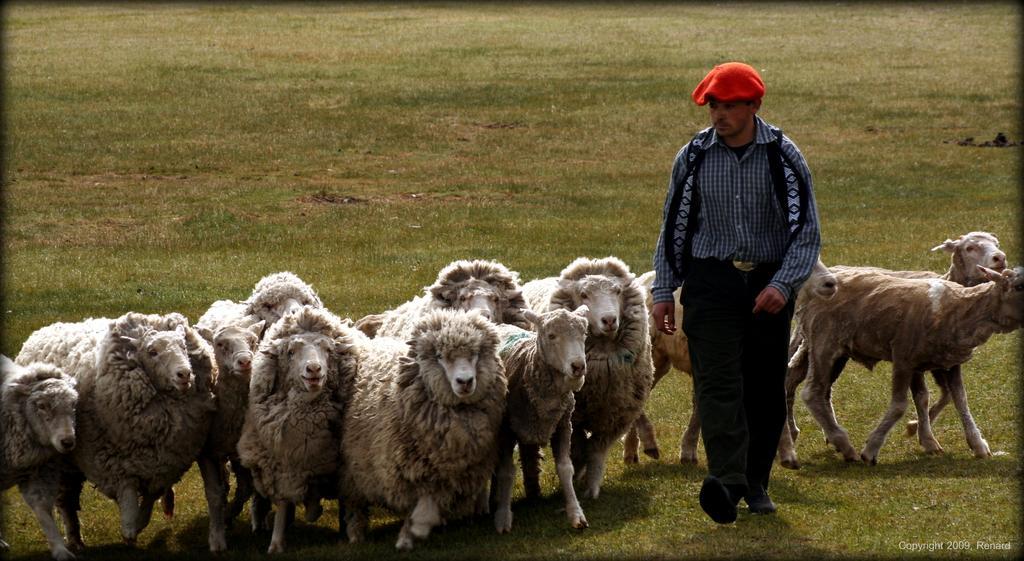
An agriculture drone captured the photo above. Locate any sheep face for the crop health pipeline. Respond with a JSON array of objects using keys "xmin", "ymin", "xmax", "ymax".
[
  {"xmin": 431, "ymin": 278, "xmax": 502, "ymax": 322},
  {"xmin": 412, "ymin": 311, "xmax": 500, "ymax": 402},
  {"xmin": 128, "ymin": 327, "xmax": 193, "ymax": 393},
  {"xmin": 526, "ymin": 306, "xmax": 589, "ymax": 391},
  {"xmin": 935, "ymin": 232, "xmax": 1006, "ymax": 285},
  {"xmin": 558, "ymin": 275, "xmax": 625, "ymax": 337},
  {"xmin": 212, "ymin": 322, "xmax": 263, "ymax": 376},
  {"xmin": 25, "ymin": 378, "xmax": 79, "ymax": 454},
  {"xmin": 982, "ymin": 266, "xmax": 1024, "ymax": 327},
  {"xmin": 254, "ymin": 297, "xmax": 304, "ymax": 326},
  {"xmin": 807, "ymin": 258, "xmax": 838, "ymax": 299},
  {"xmin": 280, "ymin": 332, "xmax": 335, "ymax": 393}
]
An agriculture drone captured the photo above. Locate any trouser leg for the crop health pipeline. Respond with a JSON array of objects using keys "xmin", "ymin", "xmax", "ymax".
[
  {"xmin": 683, "ymin": 259, "xmax": 749, "ymax": 490},
  {"xmin": 742, "ymin": 290, "xmax": 793, "ymax": 492}
]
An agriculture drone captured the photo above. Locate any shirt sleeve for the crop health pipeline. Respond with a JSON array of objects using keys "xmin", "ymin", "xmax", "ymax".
[
  {"xmin": 768, "ymin": 138, "xmax": 822, "ymax": 302},
  {"xmin": 652, "ymin": 145, "xmax": 690, "ymax": 304}
]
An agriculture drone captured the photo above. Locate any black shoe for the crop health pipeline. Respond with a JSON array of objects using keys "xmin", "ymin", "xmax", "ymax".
[
  {"xmin": 745, "ymin": 486, "xmax": 777, "ymax": 515},
  {"xmin": 699, "ymin": 476, "xmax": 737, "ymax": 524}
]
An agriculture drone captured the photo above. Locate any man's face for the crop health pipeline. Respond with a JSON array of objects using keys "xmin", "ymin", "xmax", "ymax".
[{"xmin": 708, "ymin": 98, "xmax": 760, "ymax": 144}]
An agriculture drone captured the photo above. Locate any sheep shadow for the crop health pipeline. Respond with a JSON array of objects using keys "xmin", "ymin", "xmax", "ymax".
[{"xmin": 790, "ymin": 449, "xmax": 1018, "ymax": 479}]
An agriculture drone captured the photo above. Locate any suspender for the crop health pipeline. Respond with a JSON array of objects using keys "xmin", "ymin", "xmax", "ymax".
[{"xmin": 664, "ymin": 128, "xmax": 809, "ymax": 279}]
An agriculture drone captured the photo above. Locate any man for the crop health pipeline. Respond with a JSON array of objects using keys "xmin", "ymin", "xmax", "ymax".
[{"xmin": 651, "ymin": 62, "xmax": 821, "ymax": 523}]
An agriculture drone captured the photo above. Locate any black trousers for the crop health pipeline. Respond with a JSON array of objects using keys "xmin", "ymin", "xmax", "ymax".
[{"xmin": 682, "ymin": 257, "xmax": 794, "ymax": 493}]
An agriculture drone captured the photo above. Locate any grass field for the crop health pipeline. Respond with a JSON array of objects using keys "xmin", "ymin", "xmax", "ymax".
[{"xmin": 1, "ymin": 2, "xmax": 1021, "ymax": 560}]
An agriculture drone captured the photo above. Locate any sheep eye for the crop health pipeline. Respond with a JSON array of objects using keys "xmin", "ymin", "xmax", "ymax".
[
  {"xmin": 148, "ymin": 349, "xmax": 159, "ymax": 357},
  {"xmin": 547, "ymin": 333, "xmax": 557, "ymax": 340},
  {"xmin": 580, "ymin": 292, "xmax": 589, "ymax": 300},
  {"xmin": 36, "ymin": 402, "xmax": 50, "ymax": 412},
  {"xmin": 965, "ymin": 245, "xmax": 976, "ymax": 252}
]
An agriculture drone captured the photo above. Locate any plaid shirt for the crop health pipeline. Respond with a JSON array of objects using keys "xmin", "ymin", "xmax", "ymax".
[{"xmin": 652, "ymin": 116, "xmax": 821, "ymax": 304}]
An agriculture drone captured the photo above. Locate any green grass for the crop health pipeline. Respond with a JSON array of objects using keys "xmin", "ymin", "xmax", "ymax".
[{"xmin": 2, "ymin": 2, "xmax": 1020, "ymax": 560}]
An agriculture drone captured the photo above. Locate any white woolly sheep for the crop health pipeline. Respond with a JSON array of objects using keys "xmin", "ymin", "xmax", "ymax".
[
  {"xmin": 779, "ymin": 231, "xmax": 1005, "ymax": 469},
  {"xmin": 1, "ymin": 357, "xmax": 79, "ymax": 561},
  {"xmin": 492, "ymin": 307, "xmax": 590, "ymax": 534},
  {"xmin": 196, "ymin": 271, "xmax": 323, "ymax": 338},
  {"xmin": 521, "ymin": 256, "xmax": 654, "ymax": 499},
  {"xmin": 236, "ymin": 306, "xmax": 357, "ymax": 554},
  {"xmin": 354, "ymin": 259, "xmax": 528, "ymax": 338},
  {"xmin": 624, "ymin": 258, "xmax": 838, "ymax": 465},
  {"xmin": 15, "ymin": 312, "xmax": 216, "ymax": 549},
  {"xmin": 796, "ymin": 266, "xmax": 1023, "ymax": 465},
  {"xmin": 189, "ymin": 321, "xmax": 264, "ymax": 552},
  {"xmin": 340, "ymin": 309, "xmax": 507, "ymax": 550}
]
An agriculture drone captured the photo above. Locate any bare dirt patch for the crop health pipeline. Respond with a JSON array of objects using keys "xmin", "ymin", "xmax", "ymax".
[
  {"xmin": 298, "ymin": 193, "xmax": 367, "ymax": 205},
  {"xmin": 944, "ymin": 132, "xmax": 1021, "ymax": 147}
]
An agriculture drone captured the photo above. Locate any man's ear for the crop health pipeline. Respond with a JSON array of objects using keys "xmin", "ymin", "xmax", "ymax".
[{"xmin": 751, "ymin": 98, "xmax": 762, "ymax": 113}]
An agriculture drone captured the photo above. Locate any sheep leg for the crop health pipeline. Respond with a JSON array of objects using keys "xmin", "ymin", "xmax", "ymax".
[
  {"xmin": 944, "ymin": 368, "xmax": 991, "ymax": 458},
  {"xmin": 56, "ymin": 470, "xmax": 85, "ymax": 552},
  {"xmin": 20, "ymin": 474, "xmax": 75, "ymax": 561},
  {"xmin": 344, "ymin": 503, "xmax": 368, "ymax": 544},
  {"xmin": 198, "ymin": 454, "xmax": 229, "ymax": 552},
  {"xmin": 622, "ymin": 424, "xmax": 642, "ymax": 464},
  {"xmin": 679, "ymin": 386, "xmax": 701, "ymax": 464},
  {"xmin": 494, "ymin": 436, "xmax": 517, "ymax": 534},
  {"xmin": 860, "ymin": 365, "xmax": 914, "ymax": 465},
  {"xmin": 116, "ymin": 485, "xmax": 142, "ymax": 545},
  {"xmin": 906, "ymin": 368, "xmax": 953, "ymax": 436},
  {"xmin": 909, "ymin": 372, "xmax": 943, "ymax": 454},
  {"xmin": 134, "ymin": 492, "xmax": 159, "ymax": 537},
  {"xmin": 581, "ymin": 433, "xmax": 614, "ymax": 500},
  {"xmin": 227, "ymin": 460, "xmax": 254, "ymax": 522},
  {"xmin": 250, "ymin": 493, "xmax": 272, "ymax": 533},
  {"xmin": 267, "ymin": 500, "xmax": 290, "ymax": 554},
  {"xmin": 801, "ymin": 354, "xmax": 858, "ymax": 462},
  {"xmin": 551, "ymin": 420, "xmax": 587, "ymax": 529},
  {"xmin": 519, "ymin": 443, "xmax": 543, "ymax": 500},
  {"xmin": 395, "ymin": 495, "xmax": 440, "ymax": 550}
]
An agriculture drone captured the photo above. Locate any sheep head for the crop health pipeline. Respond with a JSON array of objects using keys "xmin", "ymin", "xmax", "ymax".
[
  {"xmin": 258, "ymin": 305, "xmax": 352, "ymax": 396},
  {"xmin": 524, "ymin": 306, "xmax": 589, "ymax": 391},
  {"xmin": 212, "ymin": 322, "xmax": 264, "ymax": 377},
  {"xmin": 805, "ymin": 258, "xmax": 839, "ymax": 300},
  {"xmin": 123, "ymin": 325, "xmax": 194, "ymax": 393},
  {"xmin": 978, "ymin": 265, "xmax": 1024, "ymax": 329},
  {"xmin": 550, "ymin": 257, "xmax": 636, "ymax": 338},
  {"xmin": 6, "ymin": 363, "xmax": 78, "ymax": 454},
  {"xmin": 407, "ymin": 309, "xmax": 502, "ymax": 404},
  {"xmin": 431, "ymin": 278, "xmax": 502, "ymax": 322},
  {"xmin": 245, "ymin": 271, "xmax": 323, "ymax": 326},
  {"xmin": 933, "ymin": 232, "xmax": 1006, "ymax": 286}
]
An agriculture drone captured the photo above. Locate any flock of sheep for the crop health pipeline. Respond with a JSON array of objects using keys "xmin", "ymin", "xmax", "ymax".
[{"xmin": 1, "ymin": 233, "xmax": 1021, "ymax": 559}]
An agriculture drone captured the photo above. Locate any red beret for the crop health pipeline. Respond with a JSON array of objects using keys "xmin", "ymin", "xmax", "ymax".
[{"xmin": 691, "ymin": 62, "xmax": 765, "ymax": 106}]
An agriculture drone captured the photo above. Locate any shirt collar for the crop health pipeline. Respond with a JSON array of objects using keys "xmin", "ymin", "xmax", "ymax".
[{"xmin": 706, "ymin": 115, "xmax": 776, "ymax": 148}]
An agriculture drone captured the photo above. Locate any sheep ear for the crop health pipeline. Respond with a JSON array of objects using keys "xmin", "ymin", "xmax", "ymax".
[
  {"xmin": 248, "ymin": 321, "xmax": 266, "ymax": 338},
  {"xmin": 429, "ymin": 283, "xmax": 457, "ymax": 306},
  {"xmin": 931, "ymin": 237, "xmax": 961, "ymax": 253},
  {"xmin": 334, "ymin": 338, "xmax": 354, "ymax": 354},
  {"xmin": 977, "ymin": 264, "xmax": 1005, "ymax": 284},
  {"xmin": 574, "ymin": 304, "xmax": 590, "ymax": 318},
  {"xmin": 522, "ymin": 309, "xmax": 541, "ymax": 327},
  {"xmin": 196, "ymin": 327, "xmax": 214, "ymax": 342}
]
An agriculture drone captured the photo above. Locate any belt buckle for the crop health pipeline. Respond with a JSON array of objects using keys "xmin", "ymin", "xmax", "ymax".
[{"xmin": 732, "ymin": 260, "xmax": 756, "ymax": 272}]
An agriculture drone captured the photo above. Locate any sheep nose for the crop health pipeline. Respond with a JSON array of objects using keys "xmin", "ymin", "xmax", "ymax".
[
  {"xmin": 237, "ymin": 357, "xmax": 252, "ymax": 370},
  {"xmin": 176, "ymin": 369, "xmax": 191, "ymax": 381},
  {"xmin": 991, "ymin": 253, "xmax": 1006, "ymax": 268},
  {"xmin": 571, "ymin": 360, "xmax": 586, "ymax": 377},
  {"xmin": 61, "ymin": 437, "xmax": 76, "ymax": 451},
  {"xmin": 306, "ymin": 363, "xmax": 322, "ymax": 375},
  {"xmin": 455, "ymin": 376, "xmax": 474, "ymax": 388},
  {"xmin": 601, "ymin": 316, "xmax": 618, "ymax": 330}
]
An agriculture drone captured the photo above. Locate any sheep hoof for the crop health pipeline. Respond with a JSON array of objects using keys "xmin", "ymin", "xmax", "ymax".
[
  {"xmin": 643, "ymin": 447, "xmax": 660, "ymax": 460},
  {"xmin": 623, "ymin": 452, "xmax": 639, "ymax": 464},
  {"xmin": 52, "ymin": 546, "xmax": 77, "ymax": 561},
  {"xmin": 209, "ymin": 534, "xmax": 227, "ymax": 553},
  {"xmin": 267, "ymin": 542, "xmax": 284, "ymax": 554},
  {"xmin": 922, "ymin": 441, "xmax": 944, "ymax": 455},
  {"xmin": 905, "ymin": 421, "xmax": 919, "ymax": 436},
  {"xmin": 780, "ymin": 457, "xmax": 801, "ymax": 470},
  {"xmin": 570, "ymin": 515, "xmax": 589, "ymax": 529},
  {"xmin": 395, "ymin": 536, "xmax": 414, "ymax": 551},
  {"xmin": 859, "ymin": 452, "xmax": 877, "ymax": 466},
  {"xmin": 67, "ymin": 538, "xmax": 86, "ymax": 553},
  {"xmin": 973, "ymin": 441, "xmax": 992, "ymax": 458},
  {"xmin": 678, "ymin": 451, "xmax": 698, "ymax": 464},
  {"xmin": 494, "ymin": 509, "xmax": 513, "ymax": 534}
]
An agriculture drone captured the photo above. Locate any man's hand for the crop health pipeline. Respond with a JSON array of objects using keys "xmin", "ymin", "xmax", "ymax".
[
  {"xmin": 652, "ymin": 301, "xmax": 676, "ymax": 335},
  {"xmin": 752, "ymin": 286, "xmax": 786, "ymax": 314}
]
